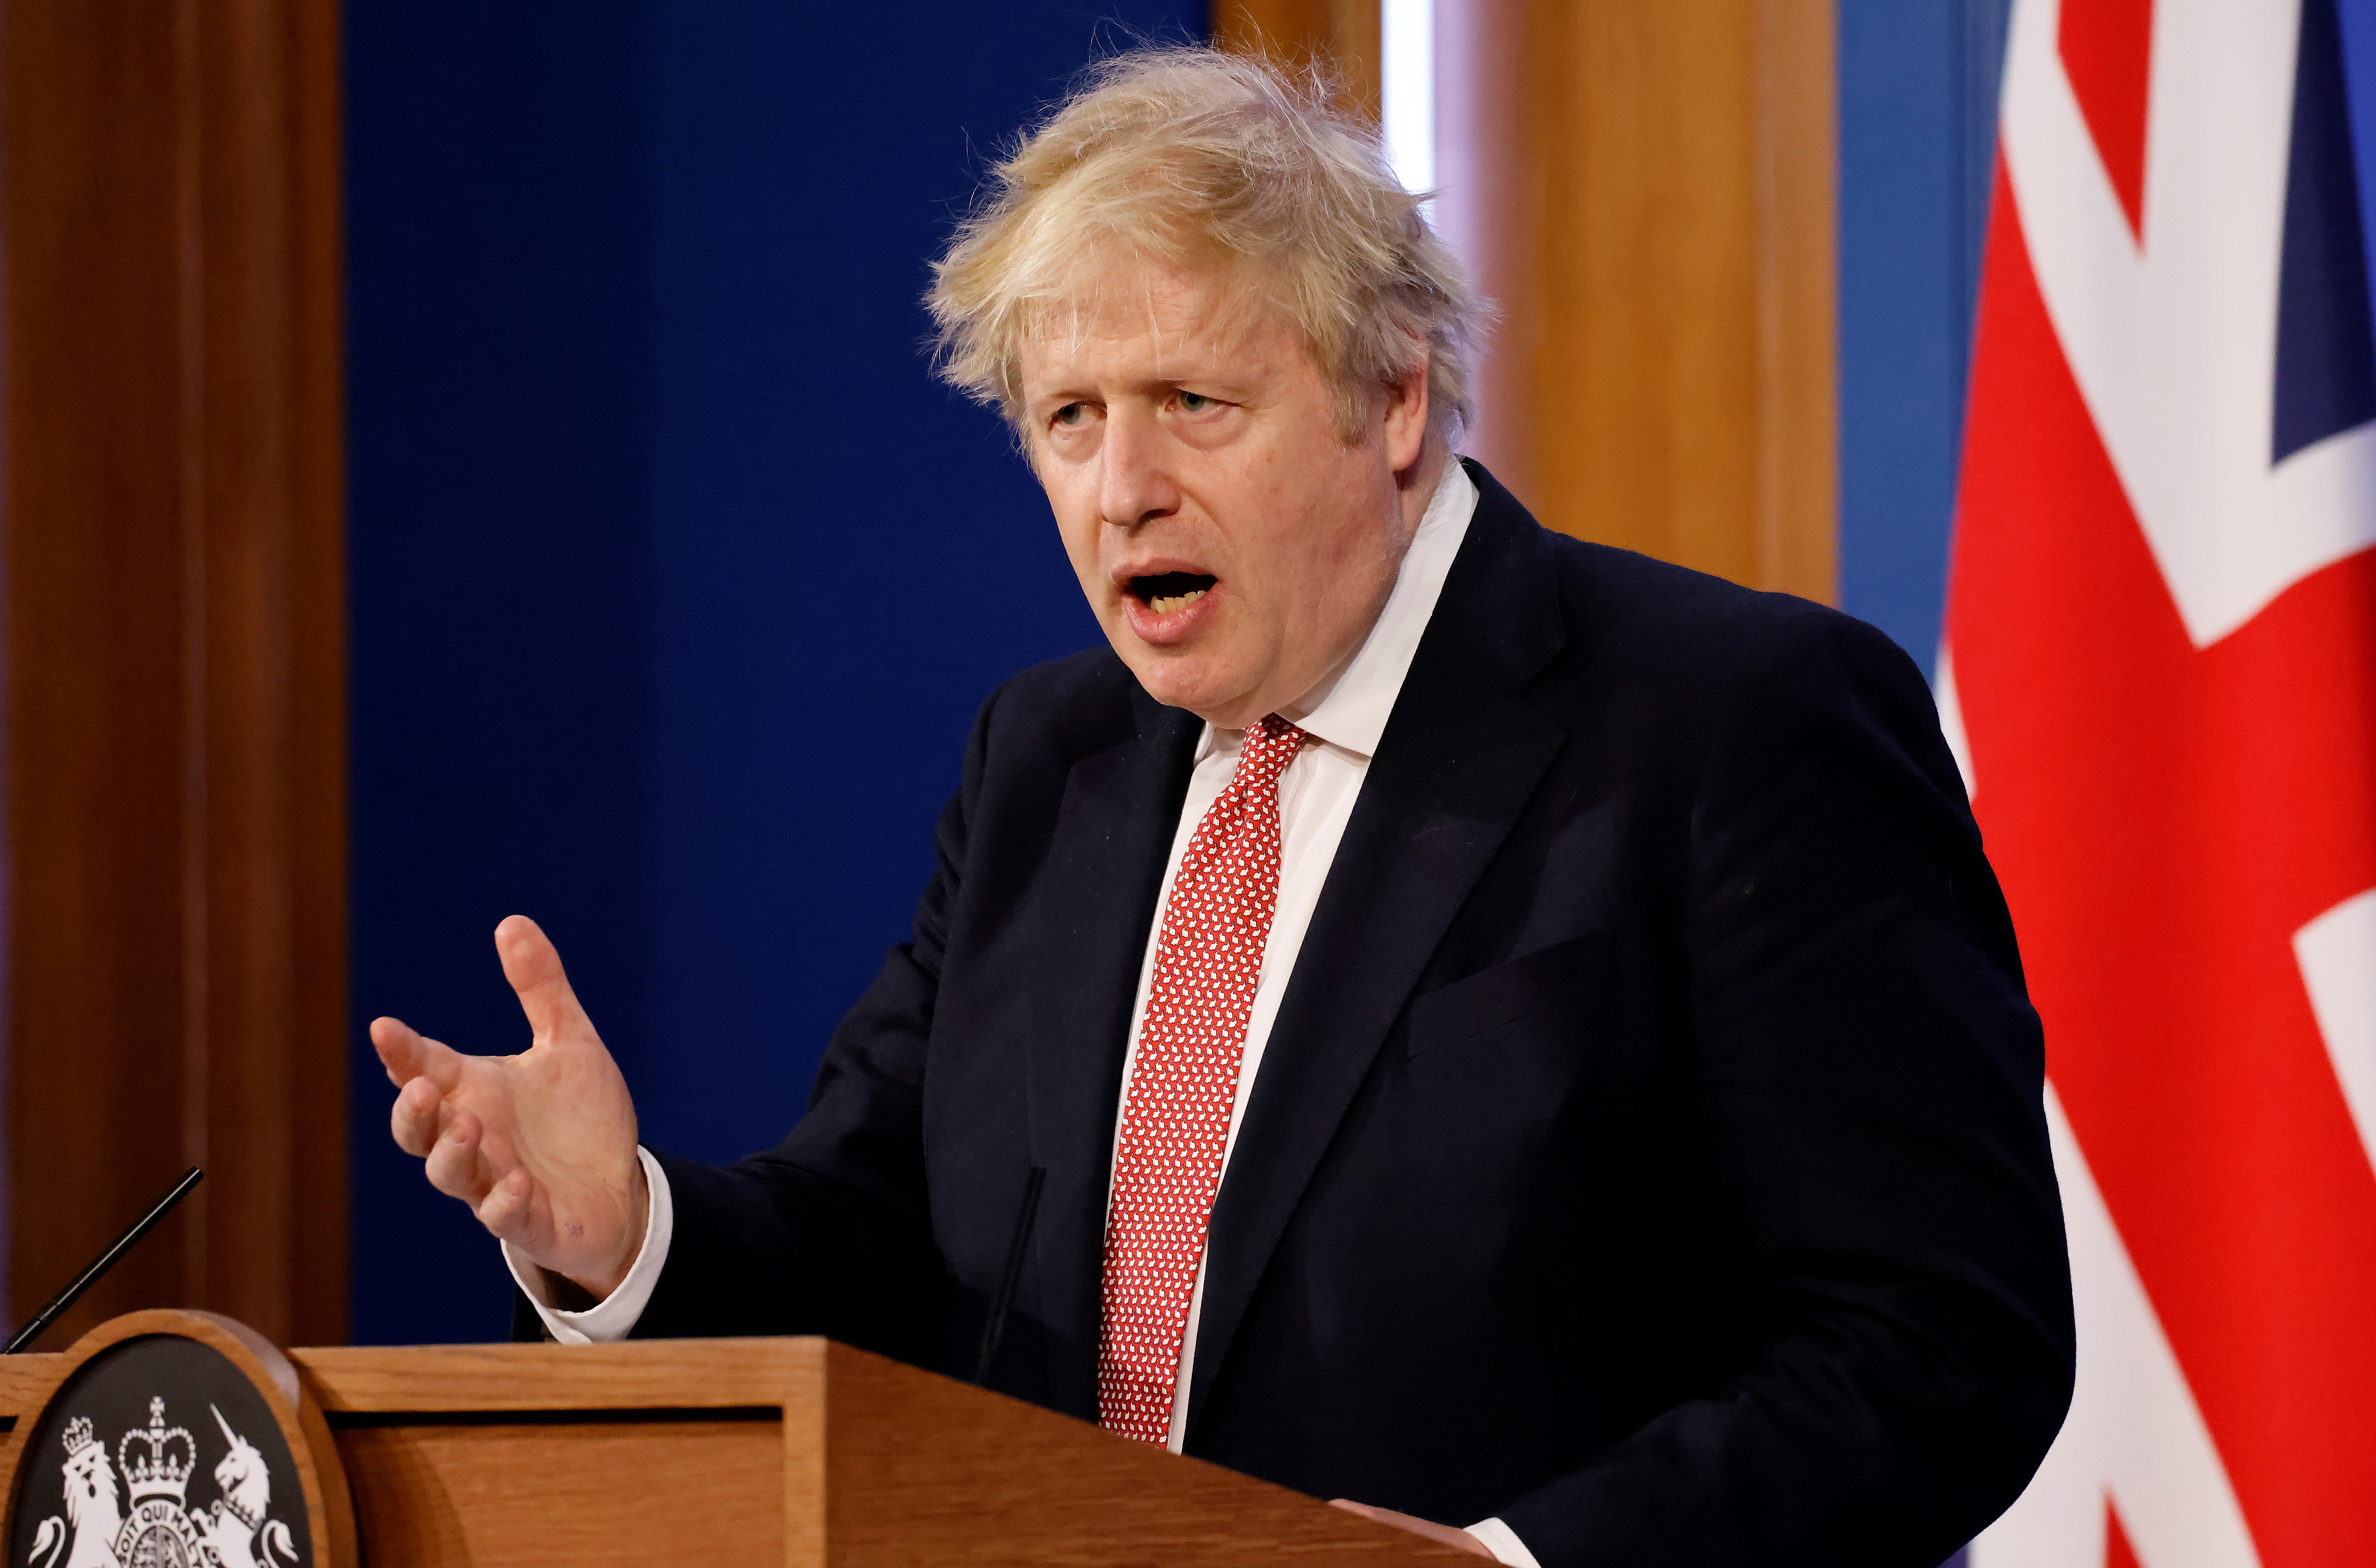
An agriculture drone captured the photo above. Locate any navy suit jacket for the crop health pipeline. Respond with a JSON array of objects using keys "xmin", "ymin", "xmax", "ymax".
[{"xmin": 582, "ymin": 462, "xmax": 2075, "ymax": 1566}]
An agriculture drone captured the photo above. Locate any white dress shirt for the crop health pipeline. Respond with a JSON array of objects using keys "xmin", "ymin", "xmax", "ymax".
[{"xmin": 507, "ymin": 461, "xmax": 1542, "ymax": 1568}]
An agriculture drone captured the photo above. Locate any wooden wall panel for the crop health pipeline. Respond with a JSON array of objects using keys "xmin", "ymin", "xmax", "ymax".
[
  {"xmin": 1523, "ymin": 6, "xmax": 1767, "ymax": 583},
  {"xmin": 1448, "ymin": 0, "xmax": 1836, "ymax": 599},
  {"xmin": 1752, "ymin": 0, "xmax": 1840, "ymax": 601},
  {"xmin": 2, "ymin": 0, "xmax": 348, "ymax": 1347},
  {"xmin": 1222, "ymin": 0, "xmax": 1837, "ymax": 602},
  {"xmin": 1216, "ymin": 0, "xmax": 1384, "ymax": 118}
]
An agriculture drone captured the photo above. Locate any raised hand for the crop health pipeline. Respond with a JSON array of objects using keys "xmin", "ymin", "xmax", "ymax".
[{"xmin": 372, "ymin": 915, "xmax": 648, "ymax": 1298}]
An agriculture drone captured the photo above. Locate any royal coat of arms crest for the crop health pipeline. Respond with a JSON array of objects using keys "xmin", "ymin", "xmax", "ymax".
[{"xmin": 25, "ymin": 1396, "xmax": 297, "ymax": 1568}]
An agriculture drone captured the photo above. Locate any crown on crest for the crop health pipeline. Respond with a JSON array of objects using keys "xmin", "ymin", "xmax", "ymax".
[
  {"xmin": 118, "ymin": 1397, "xmax": 194, "ymax": 1504},
  {"xmin": 60, "ymin": 1416, "xmax": 99, "ymax": 1460}
]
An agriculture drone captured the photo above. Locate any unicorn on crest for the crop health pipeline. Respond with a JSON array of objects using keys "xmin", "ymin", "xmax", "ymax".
[{"xmin": 188, "ymin": 1406, "xmax": 298, "ymax": 1568}]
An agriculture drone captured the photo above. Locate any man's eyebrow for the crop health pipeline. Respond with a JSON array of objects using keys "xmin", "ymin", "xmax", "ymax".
[
  {"xmin": 1137, "ymin": 351, "xmax": 1269, "ymax": 392},
  {"xmin": 1028, "ymin": 365, "xmax": 1263, "ymax": 405}
]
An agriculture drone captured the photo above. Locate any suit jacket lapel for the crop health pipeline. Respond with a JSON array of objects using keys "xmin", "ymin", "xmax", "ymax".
[
  {"xmin": 1184, "ymin": 463, "xmax": 1570, "ymax": 1432},
  {"xmin": 1022, "ymin": 687, "xmax": 1201, "ymax": 1421}
]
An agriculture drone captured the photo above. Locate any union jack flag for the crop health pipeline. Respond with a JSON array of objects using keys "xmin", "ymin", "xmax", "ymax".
[{"xmin": 1944, "ymin": 1, "xmax": 2376, "ymax": 1564}]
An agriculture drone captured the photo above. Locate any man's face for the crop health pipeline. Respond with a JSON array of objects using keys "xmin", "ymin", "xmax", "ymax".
[{"xmin": 1019, "ymin": 256, "xmax": 1428, "ymax": 729}]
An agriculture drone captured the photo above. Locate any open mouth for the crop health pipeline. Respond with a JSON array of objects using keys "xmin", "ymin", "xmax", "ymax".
[{"xmin": 1129, "ymin": 571, "xmax": 1217, "ymax": 615}]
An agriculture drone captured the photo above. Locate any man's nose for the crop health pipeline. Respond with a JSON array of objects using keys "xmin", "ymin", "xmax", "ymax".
[{"xmin": 1097, "ymin": 406, "xmax": 1180, "ymax": 528}]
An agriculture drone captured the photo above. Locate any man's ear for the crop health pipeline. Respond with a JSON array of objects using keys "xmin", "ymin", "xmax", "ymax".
[{"xmin": 1380, "ymin": 354, "xmax": 1431, "ymax": 475}]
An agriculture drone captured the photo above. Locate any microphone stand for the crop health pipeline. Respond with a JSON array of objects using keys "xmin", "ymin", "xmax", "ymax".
[{"xmin": 4, "ymin": 1165, "xmax": 204, "ymax": 1353}]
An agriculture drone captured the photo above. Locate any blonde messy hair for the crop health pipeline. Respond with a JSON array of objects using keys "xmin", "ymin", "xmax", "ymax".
[{"xmin": 926, "ymin": 45, "xmax": 1491, "ymax": 443}]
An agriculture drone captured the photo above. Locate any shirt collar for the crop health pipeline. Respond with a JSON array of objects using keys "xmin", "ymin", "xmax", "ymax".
[{"xmin": 1193, "ymin": 459, "xmax": 1480, "ymax": 764}]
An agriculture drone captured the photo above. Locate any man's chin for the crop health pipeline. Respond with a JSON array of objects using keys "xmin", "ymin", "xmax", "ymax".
[{"xmin": 1114, "ymin": 642, "xmax": 1253, "ymax": 726}]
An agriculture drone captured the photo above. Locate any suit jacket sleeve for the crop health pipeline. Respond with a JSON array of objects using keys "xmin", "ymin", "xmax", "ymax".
[
  {"xmin": 1497, "ymin": 610, "xmax": 2075, "ymax": 1567},
  {"xmin": 602, "ymin": 688, "xmax": 1007, "ymax": 1363}
]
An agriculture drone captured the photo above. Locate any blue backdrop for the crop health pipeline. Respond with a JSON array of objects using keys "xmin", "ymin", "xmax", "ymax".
[
  {"xmin": 345, "ymin": 1, "xmax": 1199, "ymax": 1345},
  {"xmin": 1836, "ymin": 0, "xmax": 2009, "ymax": 671}
]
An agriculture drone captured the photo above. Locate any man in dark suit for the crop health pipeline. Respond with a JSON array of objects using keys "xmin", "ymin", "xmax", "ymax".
[{"xmin": 372, "ymin": 45, "xmax": 2073, "ymax": 1568}]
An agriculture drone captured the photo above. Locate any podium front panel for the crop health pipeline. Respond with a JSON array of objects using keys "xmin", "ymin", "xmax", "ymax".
[{"xmin": 4, "ymin": 1335, "xmax": 1470, "ymax": 1568}]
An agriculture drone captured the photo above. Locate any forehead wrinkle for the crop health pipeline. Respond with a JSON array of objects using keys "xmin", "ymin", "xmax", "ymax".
[{"xmin": 1023, "ymin": 254, "xmax": 1282, "ymax": 395}]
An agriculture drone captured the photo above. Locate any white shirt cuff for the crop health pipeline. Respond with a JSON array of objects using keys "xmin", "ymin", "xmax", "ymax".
[
  {"xmin": 503, "ymin": 1146, "xmax": 673, "ymax": 1345},
  {"xmin": 1465, "ymin": 1517, "xmax": 1544, "ymax": 1568}
]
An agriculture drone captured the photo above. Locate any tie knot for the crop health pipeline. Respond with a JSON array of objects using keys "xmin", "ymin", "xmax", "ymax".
[{"xmin": 1233, "ymin": 715, "xmax": 1307, "ymax": 791}]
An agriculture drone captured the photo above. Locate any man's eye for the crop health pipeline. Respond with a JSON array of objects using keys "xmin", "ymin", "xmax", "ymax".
[
  {"xmin": 1052, "ymin": 402, "xmax": 1089, "ymax": 428},
  {"xmin": 1177, "ymin": 392, "xmax": 1216, "ymax": 414}
]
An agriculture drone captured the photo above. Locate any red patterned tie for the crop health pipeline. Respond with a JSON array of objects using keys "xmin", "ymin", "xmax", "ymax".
[{"xmin": 1097, "ymin": 713, "xmax": 1309, "ymax": 1443}]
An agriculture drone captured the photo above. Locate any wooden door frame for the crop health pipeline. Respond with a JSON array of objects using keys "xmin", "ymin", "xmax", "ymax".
[{"xmin": 2, "ymin": 0, "xmax": 349, "ymax": 1347}]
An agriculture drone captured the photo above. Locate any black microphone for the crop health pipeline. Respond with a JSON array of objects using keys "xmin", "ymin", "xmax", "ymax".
[
  {"xmin": 974, "ymin": 1165, "xmax": 1045, "ymax": 1385},
  {"xmin": 4, "ymin": 1165, "xmax": 203, "ymax": 1353}
]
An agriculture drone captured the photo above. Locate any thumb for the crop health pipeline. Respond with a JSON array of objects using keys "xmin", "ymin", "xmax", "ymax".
[{"xmin": 494, "ymin": 914, "xmax": 598, "ymax": 1045}]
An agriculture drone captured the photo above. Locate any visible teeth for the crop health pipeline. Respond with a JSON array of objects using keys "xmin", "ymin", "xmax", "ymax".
[{"xmin": 1148, "ymin": 588, "xmax": 1207, "ymax": 615}]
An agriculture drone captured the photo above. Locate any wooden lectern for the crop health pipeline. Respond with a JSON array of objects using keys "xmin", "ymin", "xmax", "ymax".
[{"xmin": 0, "ymin": 1333, "xmax": 1468, "ymax": 1566}]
